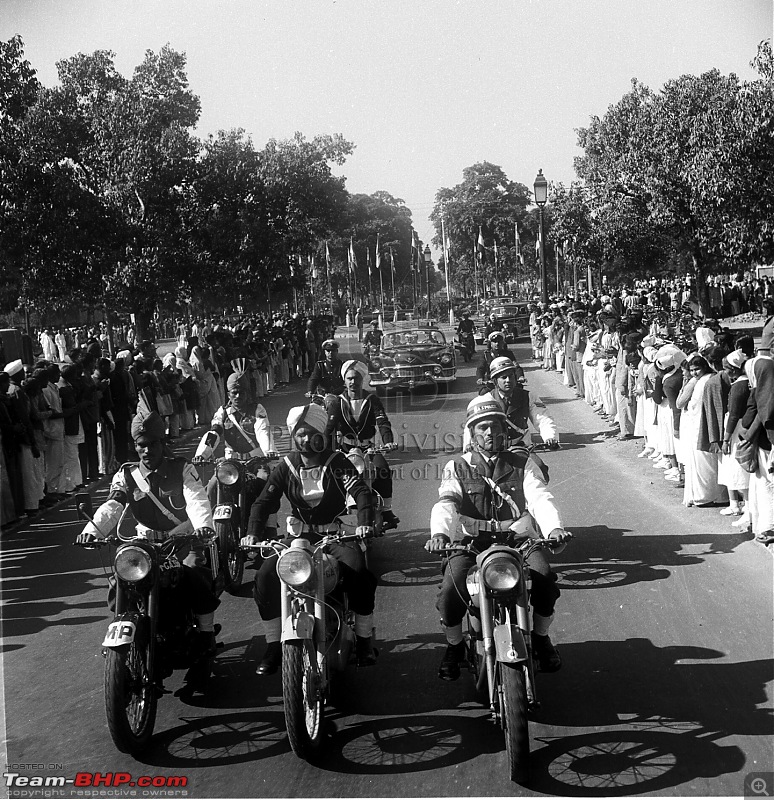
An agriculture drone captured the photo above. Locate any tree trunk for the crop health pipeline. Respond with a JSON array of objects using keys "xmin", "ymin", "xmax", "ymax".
[
  {"xmin": 691, "ymin": 245, "xmax": 710, "ymax": 317},
  {"xmin": 133, "ymin": 309, "xmax": 151, "ymax": 343}
]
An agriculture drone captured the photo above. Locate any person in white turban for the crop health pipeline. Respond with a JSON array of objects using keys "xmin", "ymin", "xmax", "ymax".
[
  {"xmin": 325, "ymin": 359, "xmax": 399, "ymax": 527},
  {"xmin": 242, "ymin": 403, "xmax": 379, "ymax": 675}
]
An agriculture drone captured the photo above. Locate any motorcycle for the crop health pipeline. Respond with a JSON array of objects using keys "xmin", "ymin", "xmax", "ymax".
[
  {"xmin": 440, "ymin": 533, "xmax": 568, "ymax": 785},
  {"xmin": 75, "ymin": 497, "xmax": 219, "ymax": 755},
  {"xmin": 195, "ymin": 455, "xmax": 278, "ymax": 595},
  {"xmin": 338, "ymin": 442, "xmax": 398, "ymax": 566},
  {"xmin": 458, "ymin": 330, "xmax": 476, "ymax": 362},
  {"xmin": 243, "ymin": 525, "xmax": 375, "ymax": 759}
]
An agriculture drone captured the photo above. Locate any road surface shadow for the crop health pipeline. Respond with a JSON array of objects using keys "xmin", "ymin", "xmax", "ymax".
[
  {"xmin": 315, "ymin": 712, "xmax": 502, "ymax": 775},
  {"xmin": 529, "ymin": 728, "xmax": 745, "ymax": 796}
]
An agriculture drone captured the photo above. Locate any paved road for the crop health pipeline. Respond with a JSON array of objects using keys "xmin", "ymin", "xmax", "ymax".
[{"xmin": 2, "ymin": 335, "xmax": 772, "ymax": 797}]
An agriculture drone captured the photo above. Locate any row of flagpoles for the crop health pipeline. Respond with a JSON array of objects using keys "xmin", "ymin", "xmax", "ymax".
[{"xmin": 285, "ymin": 228, "xmax": 432, "ymax": 320}]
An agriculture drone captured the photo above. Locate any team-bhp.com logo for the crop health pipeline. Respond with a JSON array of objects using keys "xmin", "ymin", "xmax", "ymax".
[{"xmin": 4, "ymin": 770, "xmax": 188, "ymax": 797}]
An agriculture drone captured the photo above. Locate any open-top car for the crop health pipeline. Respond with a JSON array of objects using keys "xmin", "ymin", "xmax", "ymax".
[{"xmin": 368, "ymin": 326, "xmax": 457, "ymax": 391}]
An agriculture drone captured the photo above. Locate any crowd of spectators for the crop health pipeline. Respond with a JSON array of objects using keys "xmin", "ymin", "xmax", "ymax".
[
  {"xmin": 525, "ymin": 280, "xmax": 774, "ymax": 546},
  {"xmin": 0, "ymin": 311, "xmax": 335, "ymax": 531}
]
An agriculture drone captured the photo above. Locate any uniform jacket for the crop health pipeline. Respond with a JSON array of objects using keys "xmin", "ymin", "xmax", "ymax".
[{"xmin": 326, "ymin": 392, "xmax": 394, "ymax": 446}]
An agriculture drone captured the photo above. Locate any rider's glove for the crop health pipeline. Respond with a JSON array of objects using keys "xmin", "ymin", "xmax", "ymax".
[
  {"xmin": 424, "ymin": 534, "xmax": 450, "ymax": 552},
  {"xmin": 76, "ymin": 531, "xmax": 100, "ymax": 546},
  {"xmin": 547, "ymin": 528, "xmax": 572, "ymax": 554},
  {"xmin": 194, "ymin": 527, "xmax": 215, "ymax": 541},
  {"xmin": 193, "ymin": 444, "xmax": 213, "ymax": 462},
  {"xmin": 355, "ymin": 525, "xmax": 374, "ymax": 539},
  {"xmin": 241, "ymin": 534, "xmax": 261, "ymax": 548},
  {"xmin": 543, "ymin": 438, "xmax": 558, "ymax": 448},
  {"xmin": 383, "ymin": 442, "xmax": 398, "ymax": 452},
  {"xmin": 265, "ymin": 451, "xmax": 281, "ymax": 459}
]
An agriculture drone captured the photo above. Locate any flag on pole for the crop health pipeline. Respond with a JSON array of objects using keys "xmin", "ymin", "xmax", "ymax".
[
  {"xmin": 477, "ymin": 227, "xmax": 486, "ymax": 261},
  {"xmin": 412, "ymin": 229, "xmax": 421, "ymax": 272},
  {"xmin": 289, "ymin": 255, "xmax": 295, "ymax": 277},
  {"xmin": 375, "ymin": 233, "xmax": 382, "ymax": 272},
  {"xmin": 325, "ymin": 241, "xmax": 332, "ymax": 274},
  {"xmin": 535, "ymin": 228, "xmax": 541, "ymax": 257},
  {"xmin": 515, "ymin": 222, "xmax": 521, "ymax": 256},
  {"xmin": 348, "ymin": 238, "xmax": 357, "ymax": 276},
  {"xmin": 367, "ymin": 247, "xmax": 373, "ymax": 276},
  {"xmin": 494, "ymin": 240, "xmax": 499, "ymax": 263},
  {"xmin": 297, "ymin": 254, "xmax": 303, "ymax": 275},
  {"xmin": 310, "ymin": 253, "xmax": 317, "ymax": 280}
]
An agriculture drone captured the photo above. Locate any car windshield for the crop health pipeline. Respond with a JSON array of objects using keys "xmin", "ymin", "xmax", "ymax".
[
  {"xmin": 383, "ymin": 329, "xmax": 446, "ymax": 347},
  {"xmin": 494, "ymin": 305, "xmax": 523, "ymax": 315}
]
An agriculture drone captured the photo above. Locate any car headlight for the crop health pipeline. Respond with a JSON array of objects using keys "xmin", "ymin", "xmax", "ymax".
[
  {"xmin": 440, "ymin": 353, "xmax": 453, "ymax": 366},
  {"xmin": 481, "ymin": 556, "xmax": 520, "ymax": 592},
  {"xmin": 216, "ymin": 461, "xmax": 240, "ymax": 485},
  {"xmin": 277, "ymin": 548, "xmax": 314, "ymax": 586},
  {"xmin": 114, "ymin": 546, "xmax": 152, "ymax": 583}
]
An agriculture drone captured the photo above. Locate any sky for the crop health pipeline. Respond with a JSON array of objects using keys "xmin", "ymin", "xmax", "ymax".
[{"xmin": 3, "ymin": 0, "xmax": 772, "ymax": 248}]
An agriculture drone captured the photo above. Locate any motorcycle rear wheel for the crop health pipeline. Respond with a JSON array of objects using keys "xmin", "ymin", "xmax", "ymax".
[
  {"xmin": 282, "ymin": 640, "xmax": 325, "ymax": 759},
  {"xmin": 215, "ymin": 519, "xmax": 244, "ymax": 595},
  {"xmin": 501, "ymin": 664, "xmax": 530, "ymax": 785},
  {"xmin": 104, "ymin": 642, "xmax": 157, "ymax": 755}
]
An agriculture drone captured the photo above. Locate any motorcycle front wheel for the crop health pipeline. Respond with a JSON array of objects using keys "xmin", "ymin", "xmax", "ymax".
[
  {"xmin": 501, "ymin": 664, "xmax": 530, "ymax": 785},
  {"xmin": 282, "ymin": 640, "xmax": 325, "ymax": 759},
  {"xmin": 215, "ymin": 519, "xmax": 244, "ymax": 595},
  {"xmin": 104, "ymin": 642, "xmax": 157, "ymax": 755}
]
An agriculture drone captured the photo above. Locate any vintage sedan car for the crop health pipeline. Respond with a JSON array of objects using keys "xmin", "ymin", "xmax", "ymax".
[
  {"xmin": 368, "ymin": 326, "xmax": 457, "ymax": 390},
  {"xmin": 489, "ymin": 303, "xmax": 530, "ymax": 341}
]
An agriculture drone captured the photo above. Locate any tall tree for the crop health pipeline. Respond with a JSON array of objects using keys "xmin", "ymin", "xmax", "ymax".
[{"xmin": 430, "ymin": 162, "xmax": 532, "ymax": 299}]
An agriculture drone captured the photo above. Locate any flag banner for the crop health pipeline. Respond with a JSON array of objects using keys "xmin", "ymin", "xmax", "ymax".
[
  {"xmin": 289, "ymin": 255, "xmax": 295, "ymax": 277},
  {"xmin": 367, "ymin": 248, "xmax": 373, "ymax": 276},
  {"xmin": 310, "ymin": 253, "xmax": 317, "ymax": 280},
  {"xmin": 376, "ymin": 233, "xmax": 382, "ymax": 272},
  {"xmin": 477, "ymin": 227, "xmax": 486, "ymax": 261},
  {"xmin": 494, "ymin": 240, "xmax": 499, "ymax": 263},
  {"xmin": 348, "ymin": 238, "xmax": 357, "ymax": 275},
  {"xmin": 325, "ymin": 241, "xmax": 332, "ymax": 274},
  {"xmin": 515, "ymin": 222, "xmax": 521, "ymax": 255},
  {"xmin": 412, "ymin": 229, "xmax": 421, "ymax": 272}
]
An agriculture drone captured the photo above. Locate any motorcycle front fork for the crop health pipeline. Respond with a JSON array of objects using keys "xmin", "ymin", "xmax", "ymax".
[{"xmin": 477, "ymin": 589, "xmax": 538, "ymax": 718}]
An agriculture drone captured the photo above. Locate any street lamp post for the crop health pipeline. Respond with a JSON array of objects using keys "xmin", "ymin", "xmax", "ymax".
[
  {"xmin": 423, "ymin": 244, "xmax": 432, "ymax": 319},
  {"xmin": 534, "ymin": 169, "xmax": 548, "ymax": 305}
]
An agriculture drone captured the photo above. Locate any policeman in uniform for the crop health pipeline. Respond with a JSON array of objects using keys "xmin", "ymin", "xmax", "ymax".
[
  {"xmin": 76, "ymin": 411, "xmax": 220, "ymax": 655},
  {"xmin": 362, "ymin": 320, "xmax": 383, "ymax": 355},
  {"xmin": 307, "ymin": 339, "xmax": 345, "ymax": 406},
  {"xmin": 476, "ymin": 331, "xmax": 524, "ymax": 385},
  {"xmin": 425, "ymin": 397, "xmax": 571, "ymax": 680},
  {"xmin": 480, "ymin": 356, "xmax": 558, "ymax": 448}
]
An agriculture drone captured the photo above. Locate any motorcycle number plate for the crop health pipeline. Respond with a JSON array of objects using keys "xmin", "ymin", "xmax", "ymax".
[
  {"xmin": 102, "ymin": 620, "xmax": 136, "ymax": 648},
  {"xmin": 213, "ymin": 505, "xmax": 233, "ymax": 521}
]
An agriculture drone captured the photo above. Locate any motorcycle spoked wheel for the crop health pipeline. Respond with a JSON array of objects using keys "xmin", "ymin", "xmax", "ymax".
[
  {"xmin": 499, "ymin": 663, "xmax": 530, "ymax": 785},
  {"xmin": 215, "ymin": 518, "xmax": 244, "ymax": 595},
  {"xmin": 104, "ymin": 640, "xmax": 158, "ymax": 755},
  {"xmin": 282, "ymin": 639, "xmax": 326, "ymax": 759}
]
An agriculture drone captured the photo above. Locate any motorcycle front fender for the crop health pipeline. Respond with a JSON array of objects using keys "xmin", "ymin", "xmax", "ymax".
[
  {"xmin": 281, "ymin": 610, "xmax": 315, "ymax": 642},
  {"xmin": 493, "ymin": 623, "xmax": 529, "ymax": 664},
  {"xmin": 102, "ymin": 611, "xmax": 146, "ymax": 649}
]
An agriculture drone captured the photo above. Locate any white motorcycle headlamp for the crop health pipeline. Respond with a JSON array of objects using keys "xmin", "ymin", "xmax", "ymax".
[
  {"xmin": 481, "ymin": 555, "xmax": 520, "ymax": 592},
  {"xmin": 216, "ymin": 461, "xmax": 240, "ymax": 485},
  {"xmin": 277, "ymin": 545, "xmax": 314, "ymax": 586},
  {"xmin": 114, "ymin": 546, "xmax": 153, "ymax": 583}
]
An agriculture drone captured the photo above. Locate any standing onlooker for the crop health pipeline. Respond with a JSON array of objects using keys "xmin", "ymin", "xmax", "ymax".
[
  {"xmin": 58, "ymin": 364, "xmax": 85, "ymax": 493},
  {"xmin": 55, "ymin": 328, "xmax": 68, "ymax": 362},
  {"xmin": 355, "ymin": 308, "xmax": 364, "ymax": 342},
  {"xmin": 40, "ymin": 328, "xmax": 57, "ymax": 363},
  {"xmin": 718, "ymin": 350, "xmax": 751, "ymax": 524},
  {"xmin": 5, "ymin": 360, "xmax": 43, "ymax": 514},
  {"xmin": 41, "ymin": 363, "xmax": 66, "ymax": 498}
]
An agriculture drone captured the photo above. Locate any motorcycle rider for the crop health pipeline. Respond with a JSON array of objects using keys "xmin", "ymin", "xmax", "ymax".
[
  {"xmin": 476, "ymin": 331, "xmax": 524, "ymax": 385},
  {"xmin": 326, "ymin": 359, "xmax": 400, "ymax": 528},
  {"xmin": 75, "ymin": 410, "xmax": 220, "ymax": 656},
  {"xmin": 479, "ymin": 356, "xmax": 558, "ymax": 449},
  {"xmin": 456, "ymin": 310, "xmax": 476, "ymax": 360},
  {"xmin": 363, "ymin": 319, "xmax": 383, "ymax": 356},
  {"xmin": 241, "ymin": 403, "xmax": 378, "ymax": 675},
  {"xmin": 307, "ymin": 339, "xmax": 345, "ymax": 409},
  {"xmin": 424, "ymin": 396, "xmax": 572, "ymax": 680},
  {"xmin": 193, "ymin": 366, "xmax": 278, "ymax": 535}
]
